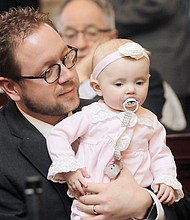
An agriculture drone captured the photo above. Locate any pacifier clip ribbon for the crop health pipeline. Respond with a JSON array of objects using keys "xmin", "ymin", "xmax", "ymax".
[{"xmin": 104, "ymin": 98, "xmax": 138, "ymax": 179}]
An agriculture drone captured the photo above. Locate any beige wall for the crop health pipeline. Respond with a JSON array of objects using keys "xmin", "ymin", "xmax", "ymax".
[{"xmin": 40, "ymin": 0, "xmax": 63, "ymax": 23}]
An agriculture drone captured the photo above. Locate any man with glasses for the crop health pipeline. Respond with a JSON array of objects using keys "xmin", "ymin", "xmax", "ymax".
[
  {"xmin": 0, "ymin": 6, "xmax": 189, "ymax": 220},
  {"xmin": 0, "ymin": 6, "xmax": 79, "ymax": 220}
]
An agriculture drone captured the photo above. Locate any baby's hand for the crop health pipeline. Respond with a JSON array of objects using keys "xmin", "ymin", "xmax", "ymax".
[
  {"xmin": 153, "ymin": 183, "xmax": 176, "ymax": 205},
  {"xmin": 64, "ymin": 168, "xmax": 89, "ymax": 196}
]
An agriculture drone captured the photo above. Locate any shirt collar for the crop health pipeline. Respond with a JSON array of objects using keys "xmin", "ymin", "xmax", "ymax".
[{"xmin": 17, "ymin": 104, "xmax": 53, "ymax": 139}]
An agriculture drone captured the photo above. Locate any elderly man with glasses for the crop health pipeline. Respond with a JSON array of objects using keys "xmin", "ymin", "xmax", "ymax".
[{"xmin": 55, "ymin": 0, "xmax": 118, "ymax": 99}]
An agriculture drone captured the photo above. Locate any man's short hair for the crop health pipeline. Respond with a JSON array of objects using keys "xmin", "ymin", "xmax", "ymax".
[{"xmin": 0, "ymin": 7, "xmax": 54, "ymax": 77}]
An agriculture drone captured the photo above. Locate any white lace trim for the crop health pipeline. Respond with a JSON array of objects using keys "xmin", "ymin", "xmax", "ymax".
[
  {"xmin": 87, "ymin": 103, "xmax": 154, "ymax": 128},
  {"xmin": 137, "ymin": 116, "xmax": 154, "ymax": 127},
  {"xmin": 89, "ymin": 103, "xmax": 116, "ymax": 123},
  {"xmin": 47, "ymin": 156, "xmax": 84, "ymax": 183},
  {"xmin": 152, "ymin": 175, "xmax": 184, "ymax": 201}
]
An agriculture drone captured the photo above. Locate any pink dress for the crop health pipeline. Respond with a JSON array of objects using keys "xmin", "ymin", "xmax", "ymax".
[{"xmin": 47, "ymin": 100, "xmax": 183, "ymax": 219}]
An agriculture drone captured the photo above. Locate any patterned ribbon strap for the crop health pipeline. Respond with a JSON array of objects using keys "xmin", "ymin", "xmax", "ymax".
[
  {"xmin": 105, "ymin": 111, "xmax": 134, "ymax": 179},
  {"xmin": 104, "ymin": 98, "xmax": 139, "ymax": 179},
  {"xmin": 121, "ymin": 110, "xmax": 133, "ymax": 127}
]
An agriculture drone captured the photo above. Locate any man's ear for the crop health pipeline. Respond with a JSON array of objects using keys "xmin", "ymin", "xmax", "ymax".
[
  {"xmin": 0, "ymin": 77, "xmax": 21, "ymax": 101},
  {"xmin": 90, "ymin": 80, "xmax": 103, "ymax": 97}
]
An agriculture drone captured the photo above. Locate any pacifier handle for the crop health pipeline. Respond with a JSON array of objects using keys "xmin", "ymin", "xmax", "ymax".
[{"xmin": 123, "ymin": 98, "xmax": 139, "ymax": 112}]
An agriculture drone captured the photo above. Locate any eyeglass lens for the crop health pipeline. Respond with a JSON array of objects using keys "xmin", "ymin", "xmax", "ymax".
[
  {"xmin": 45, "ymin": 64, "xmax": 60, "ymax": 83},
  {"xmin": 64, "ymin": 49, "xmax": 77, "ymax": 69},
  {"xmin": 45, "ymin": 48, "xmax": 77, "ymax": 83},
  {"xmin": 63, "ymin": 27, "xmax": 104, "ymax": 42}
]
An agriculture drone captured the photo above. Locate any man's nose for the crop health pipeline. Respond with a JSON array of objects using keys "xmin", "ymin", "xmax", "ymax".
[
  {"xmin": 75, "ymin": 32, "xmax": 89, "ymax": 49},
  {"xmin": 58, "ymin": 64, "xmax": 74, "ymax": 83}
]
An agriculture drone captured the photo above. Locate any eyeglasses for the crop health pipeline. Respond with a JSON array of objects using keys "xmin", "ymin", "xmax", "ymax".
[
  {"xmin": 62, "ymin": 26, "xmax": 111, "ymax": 42},
  {"xmin": 9, "ymin": 45, "xmax": 78, "ymax": 84}
]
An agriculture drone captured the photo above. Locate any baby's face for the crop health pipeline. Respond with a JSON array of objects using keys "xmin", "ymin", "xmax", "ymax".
[{"xmin": 97, "ymin": 57, "xmax": 150, "ymax": 112}]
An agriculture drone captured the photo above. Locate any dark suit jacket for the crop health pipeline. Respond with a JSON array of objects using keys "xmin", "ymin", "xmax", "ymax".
[{"xmin": 0, "ymin": 101, "xmax": 72, "ymax": 219}]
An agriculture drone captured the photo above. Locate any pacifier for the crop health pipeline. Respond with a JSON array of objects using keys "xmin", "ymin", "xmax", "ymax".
[{"xmin": 122, "ymin": 98, "xmax": 139, "ymax": 112}]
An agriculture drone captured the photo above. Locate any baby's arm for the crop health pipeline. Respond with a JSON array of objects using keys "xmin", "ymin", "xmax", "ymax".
[
  {"xmin": 149, "ymin": 115, "xmax": 184, "ymax": 203},
  {"xmin": 153, "ymin": 183, "xmax": 177, "ymax": 206},
  {"xmin": 47, "ymin": 110, "xmax": 91, "ymax": 183},
  {"xmin": 64, "ymin": 168, "xmax": 89, "ymax": 197}
]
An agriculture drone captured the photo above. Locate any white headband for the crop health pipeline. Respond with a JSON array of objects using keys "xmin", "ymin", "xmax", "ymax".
[{"xmin": 91, "ymin": 42, "xmax": 150, "ymax": 80}]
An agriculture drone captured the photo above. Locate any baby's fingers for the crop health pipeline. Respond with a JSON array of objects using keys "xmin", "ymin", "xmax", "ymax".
[
  {"xmin": 159, "ymin": 189, "xmax": 170, "ymax": 203},
  {"xmin": 68, "ymin": 187, "xmax": 81, "ymax": 199},
  {"xmin": 156, "ymin": 186, "xmax": 166, "ymax": 199},
  {"xmin": 73, "ymin": 180, "xmax": 86, "ymax": 195},
  {"xmin": 153, "ymin": 184, "xmax": 159, "ymax": 194},
  {"xmin": 162, "ymin": 190, "xmax": 176, "ymax": 205},
  {"xmin": 78, "ymin": 175, "xmax": 88, "ymax": 188},
  {"xmin": 81, "ymin": 168, "xmax": 90, "ymax": 178}
]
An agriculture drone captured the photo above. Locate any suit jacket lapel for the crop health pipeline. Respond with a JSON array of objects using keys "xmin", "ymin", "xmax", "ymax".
[
  {"xmin": 4, "ymin": 101, "xmax": 72, "ymax": 214},
  {"xmin": 5, "ymin": 101, "xmax": 52, "ymax": 177}
]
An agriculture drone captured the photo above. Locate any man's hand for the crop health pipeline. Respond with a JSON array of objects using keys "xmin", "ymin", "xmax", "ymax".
[{"xmin": 77, "ymin": 167, "xmax": 153, "ymax": 220}]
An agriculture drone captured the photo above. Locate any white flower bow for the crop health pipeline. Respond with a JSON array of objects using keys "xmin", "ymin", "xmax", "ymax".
[{"xmin": 118, "ymin": 42, "xmax": 145, "ymax": 59}]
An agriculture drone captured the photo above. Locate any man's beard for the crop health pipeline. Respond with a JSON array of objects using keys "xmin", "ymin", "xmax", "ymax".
[{"xmin": 22, "ymin": 92, "xmax": 80, "ymax": 116}]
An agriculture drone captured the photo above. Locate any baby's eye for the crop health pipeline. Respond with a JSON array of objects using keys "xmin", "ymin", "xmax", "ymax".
[
  {"xmin": 114, "ymin": 82, "xmax": 123, "ymax": 87},
  {"xmin": 136, "ymin": 81, "xmax": 144, "ymax": 85}
]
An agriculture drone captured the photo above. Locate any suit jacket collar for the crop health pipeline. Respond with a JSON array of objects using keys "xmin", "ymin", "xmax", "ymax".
[
  {"xmin": 4, "ymin": 100, "xmax": 52, "ymax": 178},
  {"xmin": 2, "ymin": 101, "xmax": 72, "ymax": 216}
]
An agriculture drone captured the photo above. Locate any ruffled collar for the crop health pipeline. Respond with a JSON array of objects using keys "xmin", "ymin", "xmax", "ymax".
[{"xmin": 86, "ymin": 100, "xmax": 154, "ymax": 128}]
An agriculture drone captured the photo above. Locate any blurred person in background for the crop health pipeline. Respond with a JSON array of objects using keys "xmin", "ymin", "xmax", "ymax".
[{"xmin": 55, "ymin": 0, "xmax": 117, "ymax": 100}]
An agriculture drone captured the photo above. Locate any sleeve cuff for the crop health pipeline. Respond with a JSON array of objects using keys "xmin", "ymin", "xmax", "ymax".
[{"xmin": 145, "ymin": 189, "xmax": 165, "ymax": 220}]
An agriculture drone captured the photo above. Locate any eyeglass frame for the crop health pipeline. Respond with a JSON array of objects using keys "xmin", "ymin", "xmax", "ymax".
[
  {"xmin": 62, "ymin": 26, "xmax": 112, "ymax": 42},
  {"xmin": 7, "ymin": 45, "xmax": 78, "ymax": 84}
]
